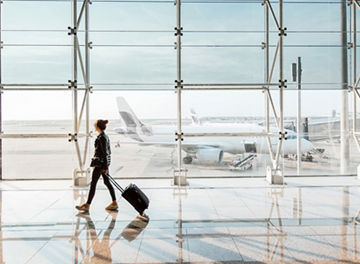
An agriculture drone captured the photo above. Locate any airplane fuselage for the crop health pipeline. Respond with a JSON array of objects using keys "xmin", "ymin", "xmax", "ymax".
[{"xmin": 117, "ymin": 123, "xmax": 314, "ymax": 155}]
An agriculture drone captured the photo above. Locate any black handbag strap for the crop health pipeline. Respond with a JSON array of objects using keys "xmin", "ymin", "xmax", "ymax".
[{"xmin": 105, "ymin": 173, "xmax": 124, "ymax": 193}]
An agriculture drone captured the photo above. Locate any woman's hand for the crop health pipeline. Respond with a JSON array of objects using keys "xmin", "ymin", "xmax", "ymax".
[{"xmin": 101, "ymin": 169, "xmax": 108, "ymax": 174}]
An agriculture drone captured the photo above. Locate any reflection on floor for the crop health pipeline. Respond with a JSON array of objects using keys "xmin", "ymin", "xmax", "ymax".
[{"xmin": 1, "ymin": 177, "xmax": 360, "ymax": 263}]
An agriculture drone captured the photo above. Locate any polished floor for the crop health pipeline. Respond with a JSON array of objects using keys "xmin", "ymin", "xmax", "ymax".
[{"xmin": 1, "ymin": 177, "xmax": 360, "ymax": 263}]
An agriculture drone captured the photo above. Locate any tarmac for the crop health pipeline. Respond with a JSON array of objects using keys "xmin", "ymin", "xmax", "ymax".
[{"xmin": 3, "ymin": 135, "xmax": 360, "ymax": 180}]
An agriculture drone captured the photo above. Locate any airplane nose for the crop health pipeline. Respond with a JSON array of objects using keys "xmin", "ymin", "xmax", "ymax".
[{"xmin": 301, "ymin": 138, "xmax": 314, "ymax": 152}]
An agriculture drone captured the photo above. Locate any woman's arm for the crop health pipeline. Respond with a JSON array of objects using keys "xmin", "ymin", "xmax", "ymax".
[{"xmin": 98, "ymin": 136, "xmax": 111, "ymax": 169}]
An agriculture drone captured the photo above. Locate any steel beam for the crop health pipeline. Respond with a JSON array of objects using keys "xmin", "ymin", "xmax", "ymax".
[
  {"xmin": 77, "ymin": 90, "xmax": 89, "ymax": 131},
  {"xmin": 70, "ymin": 0, "xmax": 93, "ymax": 185},
  {"xmin": 1, "ymin": 83, "xmax": 68, "ymax": 87},
  {"xmin": 265, "ymin": 1, "xmax": 274, "ymax": 163},
  {"xmin": 1, "ymin": 88, "xmax": 81, "ymax": 91},
  {"xmin": 353, "ymin": 0, "xmax": 357, "ymax": 150},
  {"xmin": 0, "ymin": 134, "xmax": 80, "ymax": 139},
  {"xmin": 182, "ymin": 83, "xmax": 279, "ymax": 87},
  {"xmin": 182, "ymin": 132, "xmax": 278, "ymax": 137},
  {"xmin": 350, "ymin": 0, "xmax": 360, "ymax": 178},
  {"xmin": 72, "ymin": 0, "xmax": 79, "ymax": 153},
  {"xmin": 76, "ymin": 0, "xmax": 88, "ymax": 28},
  {"xmin": 355, "ymin": 0, "xmax": 360, "ymax": 9},
  {"xmin": 266, "ymin": 136, "xmax": 275, "ymax": 161},
  {"xmin": 267, "ymin": 90, "xmax": 280, "ymax": 129},
  {"xmin": 174, "ymin": 0, "xmax": 186, "ymax": 186},
  {"xmin": 341, "ymin": 0, "xmax": 349, "ymax": 174},
  {"xmin": 269, "ymin": 40, "xmax": 280, "ymax": 87},
  {"xmin": 181, "ymin": 87, "xmax": 266, "ymax": 91},
  {"xmin": 264, "ymin": 0, "xmax": 285, "ymax": 184},
  {"xmin": 83, "ymin": 0, "xmax": 90, "ymax": 167},
  {"xmin": 265, "ymin": 0, "xmax": 280, "ymax": 29},
  {"xmin": 75, "ymin": 39, "xmax": 88, "ymax": 89},
  {"xmin": 263, "ymin": 4, "xmax": 281, "ymax": 169},
  {"xmin": 296, "ymin": 57, "xmax": 302, "ymax": 175},
  {"xmin": 0, "ymin": 0, "xmax": 2, "ymax": 181},
  {"xmin": 278, "ymin": 0, "xmax": 284, "ymax": 158}
]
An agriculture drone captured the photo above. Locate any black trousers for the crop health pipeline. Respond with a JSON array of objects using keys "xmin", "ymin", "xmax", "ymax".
[{"xmin": 86, "ymin": 167, "xmax": 116, "ymax": 204}]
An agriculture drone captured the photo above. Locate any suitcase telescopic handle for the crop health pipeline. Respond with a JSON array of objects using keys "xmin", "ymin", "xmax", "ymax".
[{"xmin": 105, "ymin": 174, "xmax": 124, "ymax": 193}]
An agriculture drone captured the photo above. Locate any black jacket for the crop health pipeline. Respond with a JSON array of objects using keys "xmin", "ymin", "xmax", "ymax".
[{"xmin": 94, "ymin": 132, "xmax": 111, "ymax": 169}]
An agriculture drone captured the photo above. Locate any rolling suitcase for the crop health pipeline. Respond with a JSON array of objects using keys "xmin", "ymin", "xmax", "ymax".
[{"xmin": 105, "ymin": 174, "xmax": 149, "ymax": 215}]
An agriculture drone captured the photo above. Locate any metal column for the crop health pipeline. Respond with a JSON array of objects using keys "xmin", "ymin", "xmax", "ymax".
[
  {"xmin": 174, "ymin": 0, "xmax": 186, "ymax": 186},
  {"xmin": 353, "ymin": 1, "xmax": 357, "ymax": 137},
  {"xmin": 340, "ymin": 0, "xmax": 349, "ymax": 174},
  {"xmin": 72, "ymin": 0, "xmax": 78, "ymax": 135},
  {"xmin": 265, "ymin": 1, "xmax": 270, "ymax": 138},
  {"xmin": 0, "ymin": 0, "xmax": 2, "ymax": 181},
  {"xmin": 350, "ymin": 0, "xmax": 360, "ymax": 178},
  {"xmin": 71, "ymin": 0, "xmax": 92, "ymax": 186},
  {"xmin": 278, "ymin": 0, "xmax": 285, "ymax": 170},
  {"xmin": 84, "ymin": 0, "xmax": 90, "ymax": 168},
  {"xmin": 297, "ymin": 57, "xmax": 302, "ymax": 175},
  {"xmin": 264, "ymin": 0, "xmax": 285, "ymax": 184}
]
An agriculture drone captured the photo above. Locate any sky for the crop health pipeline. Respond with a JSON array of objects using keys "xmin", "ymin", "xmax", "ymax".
[{"xmin": 1, "ymin": 0, "xmax": 354, "ymax": 120}]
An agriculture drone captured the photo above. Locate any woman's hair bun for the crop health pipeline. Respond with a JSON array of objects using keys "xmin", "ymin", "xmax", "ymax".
[{"xmin": 96, "ymin": 119, "xmax": 108, "ymax": 131}]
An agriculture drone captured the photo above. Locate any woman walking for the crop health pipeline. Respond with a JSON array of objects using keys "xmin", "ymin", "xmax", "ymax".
[{"xmin": 76, "ymin": 119, "xmax": 118, "ymax": 212}]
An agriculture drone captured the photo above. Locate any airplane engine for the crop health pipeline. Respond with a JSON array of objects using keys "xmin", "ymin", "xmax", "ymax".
[
  {"xmin": 196, "ymin": 149, "xmax": 224, "ymax": 164},
  {"xmin": 114, "ymin": 127, "xmax": 126, "ymax": 134}
]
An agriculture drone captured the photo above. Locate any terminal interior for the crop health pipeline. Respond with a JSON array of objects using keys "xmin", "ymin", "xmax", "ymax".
[{"xmin": 2, "ymin": 0, "xmax": 360, "ymax": 263}]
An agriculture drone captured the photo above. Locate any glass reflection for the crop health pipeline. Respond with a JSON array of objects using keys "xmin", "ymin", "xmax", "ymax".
[
  {"xmin": 1, "ymin": 184, "xmax": 360, "ymax": 263},
  {"xmin": 172, "ymin": 186, "xmax": 360, "ymax": 263},
  {"xmin": 72, "ymin": 210, "xmax": 149, "ymax": 264},
  {"xmin": 121, "ymin": 215, "xmax": 149, "ymax": 242},
  {"xmin": 174, "ymin": 186, "xmax": 187, "ymax": 264},
  {"xmin": 74, "ymin": 211, "xmax": 118, "ymax": 264},
  {"xmin": 266, "ymin": 188, "xmax": 286, "ymax": 262}
]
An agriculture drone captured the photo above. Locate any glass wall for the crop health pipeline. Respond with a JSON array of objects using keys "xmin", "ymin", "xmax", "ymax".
[{"xmin": 2, "ymin": 0, "xmax": 359, "ymax": 179}]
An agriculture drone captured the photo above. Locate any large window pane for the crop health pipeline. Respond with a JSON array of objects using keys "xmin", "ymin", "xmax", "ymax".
[
  {"xmin": 183, "ymin": 47, "xmax": 264, "ymax": 83},
  {"xmin": 284, "ymin": 2, "xmax": 340, "ymax": 31},
  {"xmin": 92, "ymin": 91, "xmax": 176, "ymax": 179},
  {"xmin": 3, "ymin": 138, "xmax": 76, "ymax": 180},
  {"xmin": 91, "ymin": 2, "xmax": 174, "ymax": 30},
  {"xmin": 1, "ymin": 0, "xmax": 358, "ymax": 180},
  {"xmin": 3, "ymin": 47, "xmax": 71, "ymax": 83},
  {"xmin": 3, "ymin": 92, "xmax": 72, "ymax": 131},
  {"xmin": 3, "ymin": 2, "xmax": 70, "ymax": 30},
  {"xmin": 182, "ymin": 3, "xmax": 263, "ymax": 31},
  {"xmin": 283, "ymin": 90, "xmax": 356, "ymax": 176},
  {"xmin": 91, "ymin": 47, "xmax": 175, "ymax": 84}
]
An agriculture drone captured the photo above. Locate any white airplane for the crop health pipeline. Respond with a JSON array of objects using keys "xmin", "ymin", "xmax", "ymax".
[{"xmin": 114, "ymin": 97, "xmax": 314, "ymax": 165}]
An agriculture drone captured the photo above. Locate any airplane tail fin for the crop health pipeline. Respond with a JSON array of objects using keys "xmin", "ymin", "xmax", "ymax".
[
  {"xmin": 190, "ymin": 108, "xmax": 201, "ymax": 125},
  {"xmin": 116, "ymin": 97, "xmax": 152, "ymax": 139}
]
